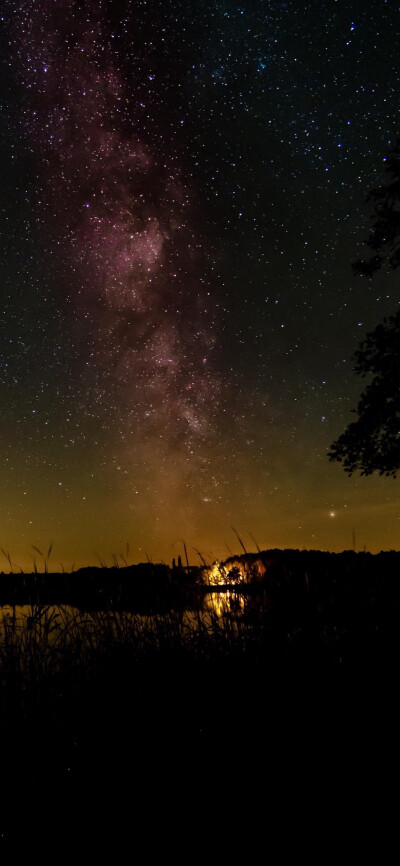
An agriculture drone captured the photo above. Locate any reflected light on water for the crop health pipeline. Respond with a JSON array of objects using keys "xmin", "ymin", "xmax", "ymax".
[{"xmin": 204, "ymin": 591, "xmax": 246, "ymax": 617}]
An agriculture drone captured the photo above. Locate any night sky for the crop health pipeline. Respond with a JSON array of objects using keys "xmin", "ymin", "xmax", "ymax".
[{"xmin": 1, "ymin": 0, "xmax": 399, "ymax": 570}]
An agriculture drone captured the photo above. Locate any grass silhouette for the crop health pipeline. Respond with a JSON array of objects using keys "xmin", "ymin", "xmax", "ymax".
[{"xmin": 1, "ymin": 545, "xmax": 399, "ymax": 843}]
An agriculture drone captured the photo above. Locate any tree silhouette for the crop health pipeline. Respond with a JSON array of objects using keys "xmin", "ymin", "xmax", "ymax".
[
  {"xmin": 353, "ymin": 139, "xmax": 400, "ymax": 276},
  {"xmin": 329, "ymin": 138, "xmax": 400, "ymax": 477}
]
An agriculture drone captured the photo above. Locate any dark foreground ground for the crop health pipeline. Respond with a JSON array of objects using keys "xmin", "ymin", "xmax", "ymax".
[
  {"xmin": 1, "ymin": 654, "xmax": 398, "ymax": 854},
  {"xmin": 1, "ymin": 549, "xmax": 400, "ymax": 849}
]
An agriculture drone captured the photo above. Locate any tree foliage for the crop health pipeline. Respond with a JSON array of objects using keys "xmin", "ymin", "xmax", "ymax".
[
  {"xmin": 328, "ymin": 312, "xmax": 400, "ymax": 476},
  {"xmin": 352, "ymin": 139, "xmax": 400, "ymax": 276},
  {"xmin": 329, "ymin": 138, "xmax": 400, "ymax": 477}
]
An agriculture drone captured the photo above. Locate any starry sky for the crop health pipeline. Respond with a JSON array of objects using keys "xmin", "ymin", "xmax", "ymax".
[{"xmin": 1, "ymin": 0, "xmax": 399, "ymax": 570}]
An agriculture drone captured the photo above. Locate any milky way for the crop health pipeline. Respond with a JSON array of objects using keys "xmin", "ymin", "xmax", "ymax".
[{"xmin": 12, "ymin": 0, "xmax": 222, "ymax": 523}]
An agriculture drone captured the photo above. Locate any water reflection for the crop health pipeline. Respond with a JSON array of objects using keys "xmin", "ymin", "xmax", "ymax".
[
  {"xmin": 0, "ymin": 593, "xmax": 248, "ymax": 647},
  {"xmin": 204, "ymin": 591, "xmax": 246, "ymax": 617},
  {"xmin": 0, "ymin": 596, "xmax": 256, "ymax": 689},
  {"xmin": 0, "ymin": 603, "xmax": 82, "ymax": 632},
  {"xmin": 0, "ymin": 592, "xmax": 248, "ymax": 630}
]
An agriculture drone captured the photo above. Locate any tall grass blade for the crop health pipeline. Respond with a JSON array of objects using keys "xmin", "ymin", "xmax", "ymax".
[
  {"xmin": 193, "ymin": 547, "xmax": 207, "ymax": 566},
  {"xmin": 249, "ymin": 532, "xmax": 261, "ymax": 553},
  {"xmin": 231, "ymin": 527, "xmax": 247, "ymax": 555}
]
